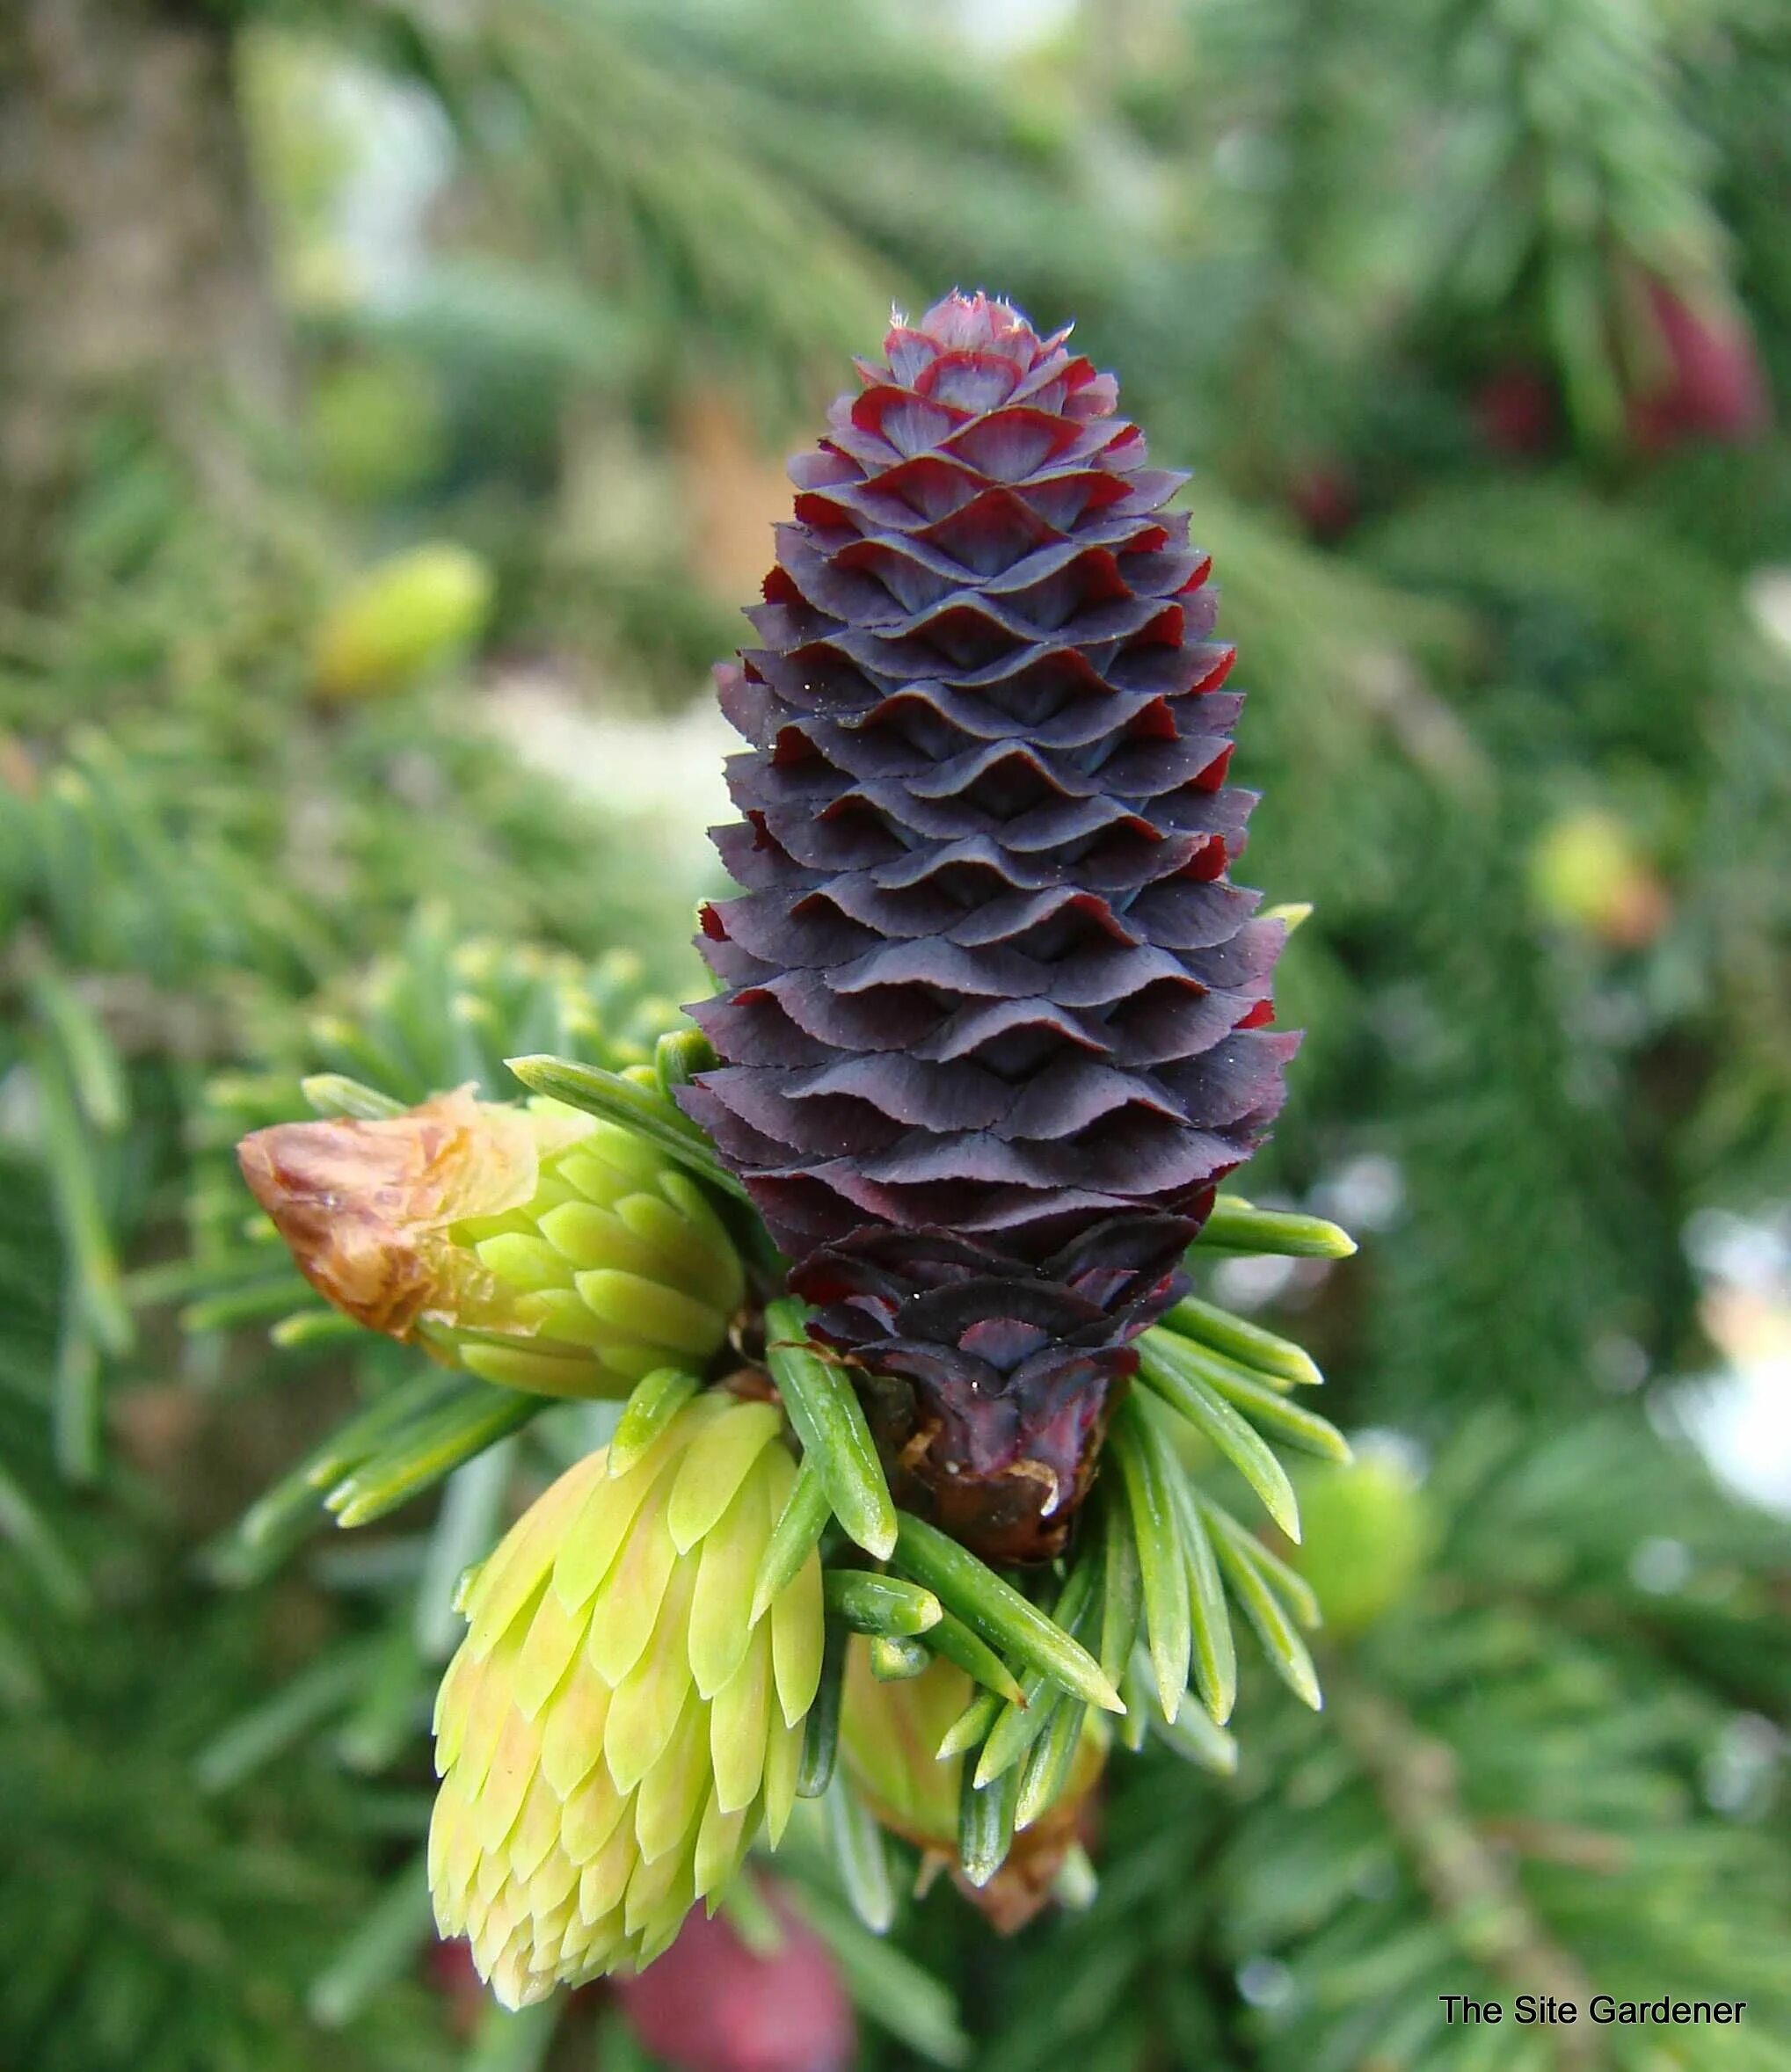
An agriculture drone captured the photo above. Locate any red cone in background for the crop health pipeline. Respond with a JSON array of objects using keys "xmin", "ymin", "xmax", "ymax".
[
  {"xmin": 1288, "ymin": 460, "xmax": 1358, "ymax": 542},
  {"xmin": 613, "ymin": 1892, "xmax": 855, "ymax": 2072},
  {"xmin": 1473, "ymin": 364, "xmax": 1559, "ymax": 458},
  {"xmin": 426, "ymin": 1938, "xmax": 487, "ymax": 2038},
  {"xmin": 1627, "ymin": 276, "xmax": 1770, "ymax": 451}
]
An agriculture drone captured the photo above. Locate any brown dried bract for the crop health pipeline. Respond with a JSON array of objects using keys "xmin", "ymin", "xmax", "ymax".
[{"xmin": 236, "ymin": 1086, "xmax": 539, "ymax": 1341}]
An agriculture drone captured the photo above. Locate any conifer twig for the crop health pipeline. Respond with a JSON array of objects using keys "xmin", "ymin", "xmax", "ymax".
[{"xmin": 1330, "ymin": 1675, "xmax": 1607, "ymax": 2070}]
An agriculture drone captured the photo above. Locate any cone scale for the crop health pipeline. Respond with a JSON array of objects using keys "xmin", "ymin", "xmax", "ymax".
[{"xmin": 681, "ymin": 293, "xmax": 1297, "ymax": 1562}]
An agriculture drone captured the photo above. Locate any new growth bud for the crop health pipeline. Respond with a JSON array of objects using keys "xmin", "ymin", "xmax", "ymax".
[
  {"xmin": 238, "ymin": 1087, "xmax": 745, "ymax": 1396},
  {"xmin": 839, "ymin": 1644, "xmax": 1103, "ymax": 1931},
  {"xmin": 429, "ymin": 1394, "xmax": 825, "ymax": 2005},
  {"xmin": 312, "ymin": 542, "xmax": 494, "ymax": 701}
]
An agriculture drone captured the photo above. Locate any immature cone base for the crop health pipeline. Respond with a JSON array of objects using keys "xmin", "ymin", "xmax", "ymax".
[
  {"xmin": 804, "ymin": 1212, "xmax": 1202, "ymax": 1562},
  {"xmin": 682, "ymin": 291, "xmax": 1296, "ymax": 1559}
]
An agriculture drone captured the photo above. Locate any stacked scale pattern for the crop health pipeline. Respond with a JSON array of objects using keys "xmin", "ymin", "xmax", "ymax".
[
  {"xmin": 680, "ymin": 293, "xmax": 1298, "ymax": 1563},
  {"xmin": 430, "ymin": 1396, "xmax": 820, "ymax": 2004}
]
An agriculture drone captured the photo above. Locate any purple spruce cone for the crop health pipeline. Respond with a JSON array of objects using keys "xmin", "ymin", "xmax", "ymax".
[{"xmin": 679, "ymin": 293, "xmax": 1297, "ymax": 1562}]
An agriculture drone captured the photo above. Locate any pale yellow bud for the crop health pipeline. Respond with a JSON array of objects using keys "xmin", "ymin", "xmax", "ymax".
[
  {"xmin": 428, "ymin": 1394, "xmax": 824, "ymax": 2006},
  {"xmin": 238, "ymin": 1087, "xmax": 744, "ymax": 1397}
]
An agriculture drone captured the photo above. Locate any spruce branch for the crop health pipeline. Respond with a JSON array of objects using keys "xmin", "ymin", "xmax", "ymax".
[{"xmin": 1329, "ymin": 1673, "xmax": 1606, "ymax": 2071}]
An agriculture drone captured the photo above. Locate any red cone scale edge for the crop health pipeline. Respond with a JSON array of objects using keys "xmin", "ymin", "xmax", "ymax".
[{"xmin": 679, "ymin": 292, "xmax": 1298, "ymax": 1562}]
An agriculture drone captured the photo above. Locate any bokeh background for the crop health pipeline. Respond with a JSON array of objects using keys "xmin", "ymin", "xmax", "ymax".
[{"xmin": 4, "ymin": 2, "xmax": 1790, "ymax": 2068}]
